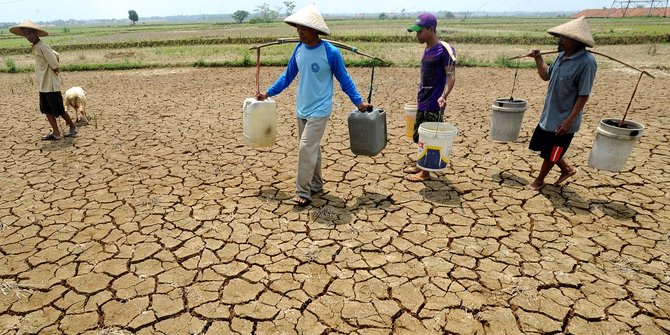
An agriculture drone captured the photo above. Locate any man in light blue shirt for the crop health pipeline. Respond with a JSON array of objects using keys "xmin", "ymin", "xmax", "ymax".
[
  {"xmin": 256, "ymin": 4, "xmax": 372, "ymax": 206},
  {"xmin": 525, "ymin": 17, "xmax": 597, "ymax": 191}
]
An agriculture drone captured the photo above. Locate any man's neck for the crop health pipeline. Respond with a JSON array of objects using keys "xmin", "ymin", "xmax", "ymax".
[
  {"xmin": 425, "ymin": 35, "xmax": 439, "ymax": 48},
  {"xmin": 305, "ymin": 38, "xmax": 321, "ymax": 47},
  {"xmin": 563, "ymin": 47, "xmax": 583, "ymax": 58}
]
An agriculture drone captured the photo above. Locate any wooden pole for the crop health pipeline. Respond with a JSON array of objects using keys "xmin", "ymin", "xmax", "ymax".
[
  {"xmin": 508, "ymin": 50, "xmax": 655, "ymax": 78},
  {"xmin": 250, "ymin": 38, "xmax": 383, "ymax": 62},
  {"xmin": 508, "ymin": 50, "xmax": 558, "ymax": 60},
  {"xmin": 588, "ymin": 50, "xmax": 654, "ymax": 78},
  {"xmin": 619, "ymin": 70, "xmax": 645, "ymax": 126}
]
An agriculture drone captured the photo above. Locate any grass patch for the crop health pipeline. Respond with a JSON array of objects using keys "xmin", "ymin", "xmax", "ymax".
[
  {"xmin": 0, "ymin": 57, "xmax": 544, "ymax": 73},
  {"xmin": 3, "ymin": 57, "xmax": 17, "ymax": 73}
]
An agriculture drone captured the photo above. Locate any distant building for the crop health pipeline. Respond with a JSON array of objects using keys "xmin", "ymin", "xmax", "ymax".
[{"xmin": 574, "ymin": 7, "xmax": 668, "ymax": 18}]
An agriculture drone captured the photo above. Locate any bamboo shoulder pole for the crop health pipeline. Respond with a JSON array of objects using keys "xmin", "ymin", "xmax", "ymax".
[
  {"xmin": 508, "ymin": 51, "xmax": 558, "ymax": 60},
  {"xmin": 250, "ymin": 38, "xmax": 383, "ymax": 62},
  {"xmin": 588, "ymin": 50, "xmax": 654, "ymax": 78},
  {"xmin": 508, "ymin": 50, "xmax": 654, "ymax": 78}
]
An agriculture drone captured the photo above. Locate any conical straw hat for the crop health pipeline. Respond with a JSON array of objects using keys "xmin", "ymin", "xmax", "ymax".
[
  {"xmin": 9, "ymin": 20, "xmax": 49, "ymax": 37},
  {"xmin": 284, "ymin": 4, "xmax": 330, "ymax": 35},
  {"xmin": 547, "ymin": 16, "xmax": 595, "ymax": 47}
]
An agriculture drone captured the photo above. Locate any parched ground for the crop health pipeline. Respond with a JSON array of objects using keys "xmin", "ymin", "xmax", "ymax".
[{"xmin": 0, "ymin": 66, "xmax": 668, "ymax": 335}]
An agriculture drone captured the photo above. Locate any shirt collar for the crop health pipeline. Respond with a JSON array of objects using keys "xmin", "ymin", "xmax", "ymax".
[{"xmin": 564, "ymin": 48, "xmax": 587, "ymax": 60}]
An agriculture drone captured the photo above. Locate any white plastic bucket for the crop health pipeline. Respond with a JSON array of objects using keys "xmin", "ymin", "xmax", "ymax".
[
  {"xmin": 417, "ymin": 122, "xmax": 458, "ymax": 171},
  {"xmin": 404, "ymin": 103, "xmax": 417, "ymax": 139},
  {"xmin": 587, "ymin": 118, "xmax": 644, "ymax": 172},
  {"xmin": 243, "ymin": 98, "xmax": 277, "ymax": 148},
  {"xmin": 490, "ymin": 98, "xmax": 527, "ymax": 142}
]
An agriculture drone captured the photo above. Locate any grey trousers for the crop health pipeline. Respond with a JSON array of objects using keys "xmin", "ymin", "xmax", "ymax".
[{"xmin": 296, "ymin": 116, "xmax": 329, "ymax": 199}]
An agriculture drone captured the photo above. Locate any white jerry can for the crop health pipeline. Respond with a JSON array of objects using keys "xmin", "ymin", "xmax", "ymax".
[{"xmin": 242, "ymin": 98, "xmax": 277, "ymax": 148}]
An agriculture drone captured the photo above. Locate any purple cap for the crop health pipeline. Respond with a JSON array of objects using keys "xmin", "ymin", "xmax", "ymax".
[{"xmin": 407, "ymin": 13, "xmax": 437, "ymax": 32}]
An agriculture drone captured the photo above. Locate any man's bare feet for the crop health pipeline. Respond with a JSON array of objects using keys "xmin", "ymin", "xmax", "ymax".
[
  {"xmin": 403, "ymin": 166, "xmax": 422, "ymax": 174},
  {"xmin": 404, "ymin": 171, "xmax": 431, "ymax": 182},
  {"xmin": 554, "ymin": 168, "xmax": 578, "ymax": 185},
  {"xmin": 524, "ymin": 181, "xmax": 545, "ymax": 191}
]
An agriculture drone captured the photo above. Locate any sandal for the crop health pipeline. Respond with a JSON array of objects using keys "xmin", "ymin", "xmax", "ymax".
[
  {"xmin": 41, "ymin": 133, "xmax": 62, "ymax": 141},
  {"xmin": 64, "ymin": 128, "xmax": 78, "ymax": 138},
  {"xmin": 290, "ymin": 195, "xmax": 312, "ymax": 207}
]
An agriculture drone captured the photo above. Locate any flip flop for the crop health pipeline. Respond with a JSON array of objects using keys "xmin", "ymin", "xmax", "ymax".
[
  {"xmin": 290, "ymin": 195, "xmax": 312, "ymax": 207},
  {"xmin": 41, "ymin": 133, "xmax": 62, "ymax": 141},
  {"xmin": 64, "ymin": 128, "xmax": 78, "ymax": 138}
]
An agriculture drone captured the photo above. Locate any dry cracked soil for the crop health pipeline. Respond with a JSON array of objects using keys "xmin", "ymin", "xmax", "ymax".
[{"xmin": 0, "ymin": 67, "xmax": 669, "ymax": 334}]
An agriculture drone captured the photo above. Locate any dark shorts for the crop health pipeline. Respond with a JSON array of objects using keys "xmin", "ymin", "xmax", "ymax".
[
  {"xmin": 529, "ymin": 124, "xmax": 575, "ymax": 163},
  {"xmin": 413, "ymin": 109, "xmax": 443, "ymax": 143},
  {"xmin": 39, "ymin": 92, "xmax": 66, "ymax": 117}
]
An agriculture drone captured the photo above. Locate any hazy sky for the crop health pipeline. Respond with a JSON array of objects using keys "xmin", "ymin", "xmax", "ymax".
[{"xmin": 1, "ymin": 0, "xmax": 615, "ymax": 22}]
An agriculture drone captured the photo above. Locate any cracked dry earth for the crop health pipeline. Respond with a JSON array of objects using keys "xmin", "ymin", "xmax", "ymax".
[{"xmin": 0, "ymin": 67, "xmax": 668, "ymax": 335}]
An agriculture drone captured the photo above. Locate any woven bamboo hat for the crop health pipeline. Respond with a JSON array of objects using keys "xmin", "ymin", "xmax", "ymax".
[
  {"xmin": 10, "ymin": 20, "xmax": 49, "ymax": 37},
  {"xmin": 547, "ymin": 17, "xmax": 595, "ymax": 47},
  {"xmin": 284, "ymin": 4, "xmax": 330, "ymax": 35}
]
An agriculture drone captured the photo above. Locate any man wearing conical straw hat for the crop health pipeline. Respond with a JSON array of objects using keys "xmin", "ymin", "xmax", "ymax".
[
  {"xmin": 10, "ymin": 20, "xmax": 77, "ymax": 141},
  {"xmin": 524, "ymin": 17, "xmax": 597, "ymax": 191},
  {"xmin": 255, "ymin": 4, "xmax": 373, "ymax": 206}
]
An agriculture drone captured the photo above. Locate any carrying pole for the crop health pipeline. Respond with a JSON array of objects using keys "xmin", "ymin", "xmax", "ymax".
[
  {"xmin": 508, "ymin": 50, "xmax": 654, "ymax": 78},
  {"xmin": 250, "ymin": 38, "xmax": 384, "ymax": 62},
  {"xmin": 619, "ymin": 70, "xmax": 644, "ymax": 126}
]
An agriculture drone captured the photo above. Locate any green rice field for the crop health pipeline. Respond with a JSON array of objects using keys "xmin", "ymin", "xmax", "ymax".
[{"xmin": 1, "ymin": 16, "xmax": 668, "ymax": 73}]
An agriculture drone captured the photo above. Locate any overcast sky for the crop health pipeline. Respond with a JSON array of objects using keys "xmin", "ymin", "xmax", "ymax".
[{"xmin": 1, "ymin": 0, "xmax": 615, "ymax": 22}]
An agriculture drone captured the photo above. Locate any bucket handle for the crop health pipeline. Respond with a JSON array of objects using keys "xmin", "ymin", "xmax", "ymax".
[{"xmin": 434, "ymin": 107, "xmax": 445, "ymax": 138}]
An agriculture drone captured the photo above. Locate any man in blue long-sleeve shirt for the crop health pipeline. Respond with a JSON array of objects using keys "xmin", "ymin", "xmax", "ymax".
[{"xmin": 256, "ymin": 4, "xmax": 372, "ymax": 206}]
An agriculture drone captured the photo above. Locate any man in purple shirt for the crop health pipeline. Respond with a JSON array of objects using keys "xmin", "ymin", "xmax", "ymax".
[{"xmin": 404, "ymin": 13, "xmax": 457, "ymax": 182}]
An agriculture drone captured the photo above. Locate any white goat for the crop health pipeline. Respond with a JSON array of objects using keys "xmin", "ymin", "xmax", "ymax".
[{"xmin": 64, "ymin": 87, "xmax": 88, "ymax": 124}]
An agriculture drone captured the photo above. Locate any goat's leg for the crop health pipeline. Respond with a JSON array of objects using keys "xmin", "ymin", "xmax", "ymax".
[{"xmin": 80, "ymin": 103, "xmax": 89, "ymax": 124}]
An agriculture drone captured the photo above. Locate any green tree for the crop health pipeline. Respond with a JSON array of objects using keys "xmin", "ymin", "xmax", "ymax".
[
  {"xmin": 128, "ymin": 10, "xmax": 139, "ymax": 25},
  {"xmin": 379, "ymin": 12, "xmax": 388, "ymax": 19},
  {"xmin": 444, "ymin": 11, "xmax": 455, "ymax": 19},
  {"xmin": 283, "ymin": 1, "xmax": 295, "ymax": 16},
  {"xmin": 253, "ymin": 3, "xmax": 279, "ymax": 23},
  {"xmin": 232, "ymin": 10, "xmax": 250, "ymax": 23}
]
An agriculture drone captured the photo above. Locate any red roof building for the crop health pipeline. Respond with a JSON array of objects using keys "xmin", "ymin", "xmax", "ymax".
[{"xmin": 573, "ymin": 7, "xmax": 668, "ymax": 18}]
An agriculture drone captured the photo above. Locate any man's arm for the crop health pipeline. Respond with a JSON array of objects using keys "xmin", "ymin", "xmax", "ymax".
[
  {"xmin": 39, "ymin": 44, "xmax": 60, "ymax": 75},
  {"xmin": 528, "ymin": 49, "xmax": 549, "ymax": 81},
  {"xmin": 556, "ymin": 95, "xmax": 589, "ymax": 136},
  {"xmin": 438, "ymin": 64, "xmax": 456, "ymax": 109}
]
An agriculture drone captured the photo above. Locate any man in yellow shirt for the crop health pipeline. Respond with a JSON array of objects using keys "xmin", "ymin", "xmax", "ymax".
[{"xmin": 10, "ymin": 20, "xmax": 77, "ymax": 140}]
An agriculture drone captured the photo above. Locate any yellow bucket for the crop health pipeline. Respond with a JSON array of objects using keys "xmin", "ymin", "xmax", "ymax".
[{"xmin": 404, "ymin": 103, "xmax": 417, "ymax": 139}]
